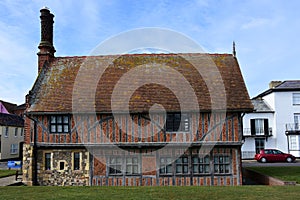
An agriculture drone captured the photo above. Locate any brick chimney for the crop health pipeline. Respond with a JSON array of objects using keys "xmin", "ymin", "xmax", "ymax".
[{"xmin": 37, "ymin": 7, "xmax": 56, "ymax": 73}]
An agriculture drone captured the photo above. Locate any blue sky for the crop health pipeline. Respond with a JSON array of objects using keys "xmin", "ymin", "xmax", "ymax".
[{"xmin": 0, "ymin": 0, "xmax": 299, "ymax": 104}]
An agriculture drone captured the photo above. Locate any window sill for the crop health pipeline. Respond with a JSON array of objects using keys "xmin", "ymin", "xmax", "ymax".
[
  {"xmin": 214, "ymin": 173, "xmax": 232, "ymax": 176},
  {"xmin": 165, "ymin": 131, "xmax": 190, "ymax": 133}
]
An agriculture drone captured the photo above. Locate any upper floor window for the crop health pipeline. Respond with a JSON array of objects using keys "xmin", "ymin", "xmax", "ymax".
[
  {"xmin": 15, "ymin": 128, "xmax": 18, "ymax": 137},
  {"xmin": 20, "ymin": 128, "xmax": 23, "ymax": 137},
  {"xmin": 166, "ymin": 113, "xmax": 190, "ymax": 132},
  {"xmin": 4, "ymin": 127, "xmax": 8, "ymax": 137},
  {"xmin": 251, "ymin": 119, "xmax": 269, "ymax": 136},
  {"xmin": 293, "ymin": 93, "xmax": 300, "ymax": 105},
  {"xmin": 49, "ymin": 115, "xmax": 70, "ymax": 133}
]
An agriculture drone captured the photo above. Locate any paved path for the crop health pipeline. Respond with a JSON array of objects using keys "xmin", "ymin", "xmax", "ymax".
[{"xmin": 0, "ymin": 175, "xmax": 21, "ymax": 186}]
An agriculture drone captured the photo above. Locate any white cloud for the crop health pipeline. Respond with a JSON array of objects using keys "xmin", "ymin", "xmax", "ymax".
[{"xmin": 241, "ymin": 18, "xmax": 270, "ymax": 29}]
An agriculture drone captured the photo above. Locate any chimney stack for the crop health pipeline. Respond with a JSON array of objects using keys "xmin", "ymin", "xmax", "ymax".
[
  {"xmin": 269, "ymin": 81, "xmax": 282, "ymax": 89},
  {"xmin": 37, "ymin": 7, "xmax": 56, "ymax": 73}
]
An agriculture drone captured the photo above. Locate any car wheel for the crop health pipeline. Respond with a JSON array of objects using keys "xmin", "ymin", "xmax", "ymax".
[
  {"xmin": 260, "ymin": 157, "xmax": 267, "ymax": 163},
  {"xmin": 286, "ymin": 157, "xmax": 293, "ymax": 163}
]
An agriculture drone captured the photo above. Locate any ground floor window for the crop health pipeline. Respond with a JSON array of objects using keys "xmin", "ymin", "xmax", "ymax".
[
  {"xmin": 175, "ymin": 157, "xmax": 188, "ymax": 174},
  {"xmin": 73, "ymin": 152, "xmax": 81, "ymax": 170},
  {"xmin": 192, "ymin": 155, "xmax": 210, "ymax": 174},
  {"xmin": 108, "ymin": 156, "xmax": 140, "ymax": 175},
  {"xmin": 10, "ymin": 144, "xmax": 18, "ymax": 154},
  {"xmin": 159, "ymin": 157, "xmax": 173, "ymax": 175},
  {"xmin": 213, "ymin": 155, "xmax": 230, "ymax": 174},
  {"xmin": 159, "ymin": 154, "xmax": 231, "ymax": 176},
  {"xmin": 255, "ymin": 138, "xmax": 265, "ymax": 154},
  {"xmin": 45, "ymin": 153, "xmax": 51, "ymax": 170},
  {"xmin": 289, "ymin": 135, "xmax": 300, "ymax": 150}
]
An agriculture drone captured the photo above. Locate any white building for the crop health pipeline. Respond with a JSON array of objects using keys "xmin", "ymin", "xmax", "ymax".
[
  {"xmin": 0, "ymin": 113, "xmax": 24, "ymax": 160},
  {"xmin": 242, "ymin": 80, "xmax": 300, "ymax": 158}
]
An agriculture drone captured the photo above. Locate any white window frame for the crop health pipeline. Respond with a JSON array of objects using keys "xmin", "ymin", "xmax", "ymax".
[
  {"xmin": 15, "ymin": 128, "xmax": 18, "ymax": 137},
  {"xmin": 289, "ymin": 135, "xmax": 298, "ymax": 150},
  {"xmin": 255, "ymin": 119, "xmax": 265, "ymax": 135},
  {"xmin": 293, "ymin": 93, "xmax": 300, "ymax": 105},
  {"xmin": 4, "ymin": 127, "xmax": 8, "ymax": 137},
  {"xmin": 10, "ymin": 144, "xmax": 18, "ymax": 154}
]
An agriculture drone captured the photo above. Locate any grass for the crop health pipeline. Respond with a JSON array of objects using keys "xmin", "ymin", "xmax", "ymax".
[
  {"xmin": 0, "ymin": 186, "xmax": 299, "ymax": 200},
  {"xmin": 0, "ymin": 170, "xmax": 18, "ymax": 178},
  {"xmin": 246, "ymin": 166, "xmax": 300, "ymax": 183}
]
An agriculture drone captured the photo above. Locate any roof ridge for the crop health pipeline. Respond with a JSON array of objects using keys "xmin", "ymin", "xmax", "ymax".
[{"xmin": 53, "ymin": 53, "xmax": 234, "ymax": 59}]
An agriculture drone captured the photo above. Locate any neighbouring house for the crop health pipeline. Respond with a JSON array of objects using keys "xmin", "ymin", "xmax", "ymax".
[
  {"xmin": 242, "ymin": 80, "xmax": 300, "ymax": 158},
  {"xmin": 0, "ymin": 113, "xmax": 24, "ymax": 160},
  {"xmin": 0, "ymin": 100, "xmax": 26, "ymax": 117},
  {"xmin": 241, "ymin": 98, "xmax": 274, "ymax": 159},
  {"xmin": 22, "ymin": 8, "xmax": 253, "ymax": 186}
]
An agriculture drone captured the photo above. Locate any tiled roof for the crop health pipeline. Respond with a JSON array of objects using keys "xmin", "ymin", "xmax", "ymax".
[
  {"xmin": 275, "ymin": 80, "xmax": 300, "ymax": 89},
  {"xmin": 28, "ymin": 53, "xmax": 253, "ymax": 113},
  {"xmin": 251, "ymin": 99, "xmax": 273, "ymax": 112},
  {"xmin": 255, "ymin": 80, "xmax": 300, "ymax": 98},
  {"xmin": 0, "ymin": 113, "xmax": 24, "ymax": 127}
]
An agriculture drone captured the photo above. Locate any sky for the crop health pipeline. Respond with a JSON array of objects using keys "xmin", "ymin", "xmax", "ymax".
[{"xmin": 0, "ymin": 0, "xmax": 299, "ymax": 105}]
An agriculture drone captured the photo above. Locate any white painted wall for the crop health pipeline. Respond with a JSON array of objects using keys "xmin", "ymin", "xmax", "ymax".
[{"xmin": 242, "ymin": 111, "xmax": 275, "ymax": 159}]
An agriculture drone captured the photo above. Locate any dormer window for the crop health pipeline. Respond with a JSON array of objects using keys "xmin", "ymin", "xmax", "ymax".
[
  {"xmin": 49, "ymin": 115, "xmax": 70, "ymax": 133},
  {"xmin": 165, "ymin": 113, "xmax": 190, "ymax": 132}
]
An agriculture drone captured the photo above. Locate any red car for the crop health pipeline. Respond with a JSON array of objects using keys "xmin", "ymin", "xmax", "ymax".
[{"xmin": 254, "ymin": 149, "xmax": 296, "ymax": 163}]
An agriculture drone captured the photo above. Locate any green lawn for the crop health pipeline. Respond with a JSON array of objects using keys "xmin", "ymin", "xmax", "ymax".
[
  {"xmin": 0, "ymin": 170, "xmax": 17, "ymax": 178},
  {"xmin": 246, "ymin": 166, "xmax": 300, "ymax": 183},
  {"xmin": 0, "ymin": 186, "xmax": 299, "ymax": 200}
]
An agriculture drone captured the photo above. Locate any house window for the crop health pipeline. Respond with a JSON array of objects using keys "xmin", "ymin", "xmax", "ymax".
[
  {"xmin": 175, "ymin": 157, "xmax": 189, "ymax": 174},
  {"xmin": 73, "ymin": 152, "xmax": 80, "ymax": 170},
  {"xmin": 294, "ymin": 114, "xmax": 300, "ymax": 130},
  {"xmin": 108, "ymin": 157, "xmax": 123, "ymax": 175},
  {"xmin": 15, "ymin": 128, "xmax": 18, "ymax": 137},
  {"xmin": 45, "ymin": 153, "xmax": 51, "ymax": 170},
  {"xmin": 159, "ymin": 157, "xmax": 173, "ymax": 175},
  {"xmin": 5, "ymin": 127, "xmax": 8, "ymax": 137},
  {"xmin": 50, "ymin": 115, "xmax": 70, "ymax": 133},
  {"xmin": 292, "ymin": 93, "xmax": 300, "ymax": 105},
  {"xmin": 126, "ymin": 157, "xmax": 139, "ymax": 175},
  {"xmin": 251, "ymin": 119, "xmax": 269, "ymax": 136},
  {"xmin": 59, "ymin": 161, "xmax": 65, "ymax": 170},
  {"xmin": 214, "ymin": 155, "xmax": 230, "ymax": 174},
  {"xmin": 255, "ymin": 138, "xmax": 265, "ymax": 154},
  {"xmin": 108, "ymin": 157, "xmax": 140, "ymax": 175},
  {"xmin": 10, "ymin": 144, "xmax": 18, "ymax": 154},
  {"xmin": 192, "ymin": 155, "xmax": 210, "ymax": 174},
  {"xmin": 166, "ymin": 113, "xmax": 189, "ymax": 132},
  {"xmin": 20, "ymin": 128, "xmax": 23, "ymax": 137},
  {"xmin": 289, "ymin": 136, "xmax": 298, "ymax": 150}
]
